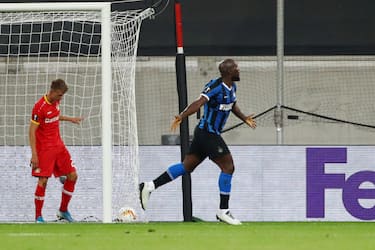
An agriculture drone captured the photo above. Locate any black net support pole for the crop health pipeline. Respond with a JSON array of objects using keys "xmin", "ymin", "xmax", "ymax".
[{"xmin": 174, "ymin": 0, "xmax": 192, "ymax": 222}]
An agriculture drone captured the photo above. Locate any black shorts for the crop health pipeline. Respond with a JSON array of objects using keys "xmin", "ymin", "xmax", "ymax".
[{"xmin": 188, "ymin": 126, "xmax": 230, "ymax": 160}]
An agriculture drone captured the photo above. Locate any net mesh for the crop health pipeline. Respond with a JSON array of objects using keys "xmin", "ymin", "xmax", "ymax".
[
  {"xmin": 0, "ymin": 8, "xmax": 152, "ymax": 222},
  {"xmin": 133, "ymin": 56, "xmax": 375, "ymax": 145}
]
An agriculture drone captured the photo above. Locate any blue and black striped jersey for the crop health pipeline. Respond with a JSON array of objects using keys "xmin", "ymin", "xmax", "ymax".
[{"xmin": 198, "ymin": 77, "xmax": 237, "ymax": 134}]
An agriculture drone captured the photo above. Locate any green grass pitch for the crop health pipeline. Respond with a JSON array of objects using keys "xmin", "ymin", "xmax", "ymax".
[{"xmin": 1, "ymin": 222, "xmax": 375, "ymax": 250}]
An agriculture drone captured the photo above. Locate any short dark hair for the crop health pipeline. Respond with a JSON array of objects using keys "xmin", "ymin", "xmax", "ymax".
[
  {"xmin": 50, "ymin": 79, "xmax": 68, "ymax": 93},
  {"xmin": 218, "ymin": 59, "xmax": 236, "ymax": 76}
]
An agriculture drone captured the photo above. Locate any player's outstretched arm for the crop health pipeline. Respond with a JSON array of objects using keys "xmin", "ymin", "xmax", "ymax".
[
  {"xmin": 232, "ymin": 103, "xmax": 256, "ymax": 129},
  {"xmin": 171, "ymin": 95, "xmax": 207, "ymax": 132},
  {"xmin": 60, "ymin": 116, "xmax": 84, "ymax": 124}
]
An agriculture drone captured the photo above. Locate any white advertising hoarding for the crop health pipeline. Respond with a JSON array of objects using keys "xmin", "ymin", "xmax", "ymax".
[
  {"xmin": 1, "ymin": 146, "xmax": 375, "ymax": 222},
  {"xmin": 142, "ymin": 146, "xmax": 375, "ymax": 222}
]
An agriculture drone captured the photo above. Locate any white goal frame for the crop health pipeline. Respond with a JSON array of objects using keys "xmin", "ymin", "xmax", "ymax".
[{"xmin": 1, "ymin": 2, "xmax": 114, "ymax": 223}]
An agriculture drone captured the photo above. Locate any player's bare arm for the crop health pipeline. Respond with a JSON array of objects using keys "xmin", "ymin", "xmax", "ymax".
[
  {"xmin": 60, "ymin": 115, "xmax": 84, "ymax": 124},
  {"xmin": 232, "ymin": 102, "xmax": 256, "ymax": 129},
  {"xmin": 29, "ymin": 121, "xmax": 39, "ymax": 169},
  {"xmin": 171, "ymin": 95, "xmax": 208, "ymax": 131}
]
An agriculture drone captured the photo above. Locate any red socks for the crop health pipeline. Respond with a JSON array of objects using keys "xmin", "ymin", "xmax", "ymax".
[
  {"xmin": 34, "ymin": 184, "xmax": 46, "ymax": 219},
  {"xmin": 34, "ymin": 179, "xmax": 76, "ymax": 219},
  {"xmin": 59, "ymin": 179, "xmax": 76, "ymax": 212}
]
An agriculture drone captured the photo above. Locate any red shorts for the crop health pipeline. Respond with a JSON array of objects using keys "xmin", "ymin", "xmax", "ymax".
[{"xmin": 32, "ymin": 146, "xmax": 76, "ymax": 178}]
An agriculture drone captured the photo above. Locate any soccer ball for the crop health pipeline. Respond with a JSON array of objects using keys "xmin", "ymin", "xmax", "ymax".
[{"xmin": 117, "ymin": 207, "xmax": 137, "ymax": 222}]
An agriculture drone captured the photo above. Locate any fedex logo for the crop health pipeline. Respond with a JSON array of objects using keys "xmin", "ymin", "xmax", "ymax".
[{"xmin": 306, "ymin": 147, "xmax": 375, "ymax": 220}]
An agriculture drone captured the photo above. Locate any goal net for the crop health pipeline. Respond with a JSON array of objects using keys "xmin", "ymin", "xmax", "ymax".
[{"xmin": 0, "ymin": 3, "xmax": 154, "ymax": 222}]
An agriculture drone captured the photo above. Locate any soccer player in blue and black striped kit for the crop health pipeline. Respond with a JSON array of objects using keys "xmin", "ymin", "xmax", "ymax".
[{"xmin": 140, "ymin": 59, "xmax": 256, "ymax": 225}]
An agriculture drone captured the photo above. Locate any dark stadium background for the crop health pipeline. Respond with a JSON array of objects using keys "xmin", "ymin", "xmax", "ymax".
[{"xmin": 6, "ymin": 0, "xmax": 375, "ymax": 56}]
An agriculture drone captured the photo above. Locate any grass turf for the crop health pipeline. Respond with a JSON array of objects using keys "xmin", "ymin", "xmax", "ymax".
[{"xmin": 1, "ymin": 222, "xmax": 375, "ymax": 250}]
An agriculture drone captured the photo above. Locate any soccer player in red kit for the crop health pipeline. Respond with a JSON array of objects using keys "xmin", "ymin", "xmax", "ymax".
[{"xmin": 29, "ymin": 79, "xmax": 83, "ymax": 223}]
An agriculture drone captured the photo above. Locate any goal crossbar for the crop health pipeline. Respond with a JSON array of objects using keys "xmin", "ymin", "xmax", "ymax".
[{"xmin": 0, "ymin": 2, "xmax": 111, "ymax": 11}]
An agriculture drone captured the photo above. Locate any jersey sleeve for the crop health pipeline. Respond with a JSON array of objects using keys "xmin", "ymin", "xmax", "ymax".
[
  {"xmin": 201, "ymin": 80, "xmax": 221, "ymax": 100},
  {"xmin": 31, "ymin": 104, "xmax": 43, "ymax": 125}
]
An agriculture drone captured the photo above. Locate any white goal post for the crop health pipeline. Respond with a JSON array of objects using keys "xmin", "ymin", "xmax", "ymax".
[{"xmin": 0, "ymin": 2, "xmax": 154, "ymax": 223}]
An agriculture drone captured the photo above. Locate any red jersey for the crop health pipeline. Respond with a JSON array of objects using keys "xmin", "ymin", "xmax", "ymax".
[{"xmin": 31, "ymin": 95, "xmax": 64, "ymax": 150}]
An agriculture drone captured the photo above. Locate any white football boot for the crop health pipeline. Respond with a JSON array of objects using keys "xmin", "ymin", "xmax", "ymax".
[
  {"xmin": 216, "ymin": 209, "xmax": 242, "ymax": 225},
  {"xmin": 139, "ymin": 181, "xmax": 155, "ymax": 210}
]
